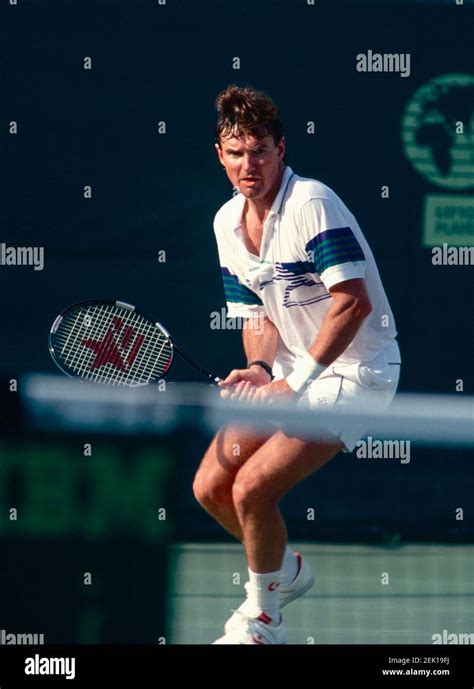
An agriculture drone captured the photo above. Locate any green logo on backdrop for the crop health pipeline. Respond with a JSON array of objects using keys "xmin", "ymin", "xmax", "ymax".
[{"xmin": 402, "ymin": 73, "xmax": 474, "ymax": 247}]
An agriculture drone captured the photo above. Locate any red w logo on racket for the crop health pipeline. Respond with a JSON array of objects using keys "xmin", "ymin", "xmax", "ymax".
[
  {"xmin": 82, "ymin": 316, "xmax": 145, "ymax": 371},
  {"xmin": 49, "ymin": 300, "xmax": 219, "ymax": 386}
]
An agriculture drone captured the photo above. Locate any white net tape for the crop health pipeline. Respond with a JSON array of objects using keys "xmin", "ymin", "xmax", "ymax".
[{"xmin": 22, "ymin": 374, "xmax": 473, "ymax": 447}]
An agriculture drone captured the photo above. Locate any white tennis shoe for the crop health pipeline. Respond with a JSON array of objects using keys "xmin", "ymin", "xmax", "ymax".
[
  {"xmin": 224, "ymin": 552, "xmax": 315, "ymax": 635},
  {"xmin": 213, "ymin": 612, "xmax": 287, "ymax": 645}
]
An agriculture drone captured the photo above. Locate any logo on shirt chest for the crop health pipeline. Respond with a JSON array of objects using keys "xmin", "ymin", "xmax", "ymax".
[{"xmin": 254, "ymin": 261, "xmax": 330, "ymax": 308}]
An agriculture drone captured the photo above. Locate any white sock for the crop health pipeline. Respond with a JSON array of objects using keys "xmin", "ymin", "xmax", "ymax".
[
  {"xmin": 280, "ymin": 546, "xmax": 298, "ymax": 585},
  {"xmin": 247, "ymin": 568, "xmax": 281, "ymax": 624}
]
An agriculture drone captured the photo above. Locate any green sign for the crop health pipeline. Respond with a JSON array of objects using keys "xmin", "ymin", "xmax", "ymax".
[
  {"xmin": 402, "ymin": 73, "xmax": 474, "ymax": 190},
  {"xmin": 0, "ymin": 438, "xmax": 174, "ymax": 541},
  {"xmin": 423, "ymin": 194, "xmax": 474, "ymax": 247},
  {"xmin": 402, "ymin": 73, "xmax": 474, "ymax": 247}
]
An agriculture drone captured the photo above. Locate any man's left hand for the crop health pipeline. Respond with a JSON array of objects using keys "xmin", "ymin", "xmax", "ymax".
[{"xmin": 244, "ymin": 378, "xmax": 298, "ymax": 405}]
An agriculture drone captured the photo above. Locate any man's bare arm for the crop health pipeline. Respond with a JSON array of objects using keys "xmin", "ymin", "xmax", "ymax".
[
  {"xmin": 308, "ymin": 278, "xmax": 372, "ymax": 366},
  {"xmin": 219, "ymin": 316, "xmax": 279, "ymax": 397},
  {"xmin": 222, "ymin": 280, "xmax": 371, "ymax": 400},
  {"xmin": 243, "ymin": 316, "xmax": 279, "ymax": 369},
  {"xmin": 251, "ymin": 279, "xmax": 372, "ymax": 402}
]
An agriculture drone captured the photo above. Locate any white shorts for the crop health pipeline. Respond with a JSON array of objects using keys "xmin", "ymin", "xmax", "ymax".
[{"xmin": 275, "ymin": 342, "xmax": 401, "ymax": 453}]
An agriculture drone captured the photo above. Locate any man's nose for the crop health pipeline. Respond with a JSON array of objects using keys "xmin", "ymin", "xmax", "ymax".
[{"xmin": 241, "ymin": 153, "xmax": 257, "ymax": 172}]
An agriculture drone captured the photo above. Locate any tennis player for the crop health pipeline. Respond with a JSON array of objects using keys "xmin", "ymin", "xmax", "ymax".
[{"xmin": 193, "ymin": 84, "xmax": 401, "ymax": 644}]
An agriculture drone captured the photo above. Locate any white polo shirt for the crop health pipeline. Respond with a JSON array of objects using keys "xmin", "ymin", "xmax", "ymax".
[{"xmin": 213, "ymin": 165, "xmax": 401, "ymax": 372}]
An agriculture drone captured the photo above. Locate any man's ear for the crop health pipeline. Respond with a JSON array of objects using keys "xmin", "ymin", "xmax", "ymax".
[
  {"xmin": 215, "ymin": 142, "xmax": 224, "ymax": 166},
  {"xmin": 278, "ymin": 136, "xmax": 286, "ymax": 161}
]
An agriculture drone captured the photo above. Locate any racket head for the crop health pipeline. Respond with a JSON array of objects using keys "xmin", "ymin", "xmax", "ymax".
[{"xmin": 49, "ymin": 300, "xmax": 174, "ymax": 386}]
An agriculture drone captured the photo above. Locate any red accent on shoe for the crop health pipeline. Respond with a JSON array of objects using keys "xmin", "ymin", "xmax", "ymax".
[
  {"xmin": 292, "ymin": 552, "xmax": 303, "ymax": 581},
  {"xmin": 257, "ymin": 612, "xmax": 273, "ymax": 625},
  {"xmin": 252, "ymin": 634, "xmax": 265, "ymax": 644},
  {"xmin": 268, "ymin": 581, "xmax": 280, "ymax": 591}
]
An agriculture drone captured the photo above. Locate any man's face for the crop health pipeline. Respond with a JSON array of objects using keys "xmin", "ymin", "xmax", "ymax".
[{"xmin": 215, "ymin": 132, "xmax": 285, "ymax": 199}]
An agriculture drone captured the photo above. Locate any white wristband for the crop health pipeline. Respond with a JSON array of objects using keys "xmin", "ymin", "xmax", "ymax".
[{"xmin": 286, "ymin": 352, "xmax": 327, "ymax": 394}]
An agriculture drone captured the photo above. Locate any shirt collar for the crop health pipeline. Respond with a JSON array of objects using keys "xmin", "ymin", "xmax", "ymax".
[
  {"xmin": 270, "ymin": 165, "xmax": 294, "ymax": 217},
  {"xmin": 232, "ymin": 165, "xmax": 294, "ymax": 230}
]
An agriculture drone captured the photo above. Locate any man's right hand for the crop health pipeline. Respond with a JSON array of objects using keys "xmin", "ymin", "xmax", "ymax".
[{"xmin": 218, "ymin": 366, "xmax": 272, "ymax": 400}]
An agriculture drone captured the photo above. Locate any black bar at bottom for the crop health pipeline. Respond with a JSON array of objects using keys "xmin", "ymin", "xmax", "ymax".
[{"xmin": 0, "ymin": 644, "xmax": 472, "ymax": 686}]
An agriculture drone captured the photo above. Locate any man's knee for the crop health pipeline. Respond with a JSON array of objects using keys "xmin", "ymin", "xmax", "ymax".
[
  {"xmin": 232, "ymin": 472, "xmax": 271, "ymax": 516},
  {"xmin": 192, "ymin": 469, "xmax": 233, "ymax": 511}
]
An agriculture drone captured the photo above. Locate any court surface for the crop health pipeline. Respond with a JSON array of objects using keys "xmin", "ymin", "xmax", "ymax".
[{"xmin": 168, "ymin": 542, "xmax": 474, "ymax": 645}]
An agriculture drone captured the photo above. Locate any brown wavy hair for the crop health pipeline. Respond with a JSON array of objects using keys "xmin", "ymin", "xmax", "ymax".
[{"xmin": 215, "ymin": 84, "xmax": 284, "ymax": 149}]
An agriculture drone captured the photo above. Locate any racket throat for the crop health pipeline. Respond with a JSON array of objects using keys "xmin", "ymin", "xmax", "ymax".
[{"xmin": 173, "ymin": 342, "xmax": 221, "ymax": 383}]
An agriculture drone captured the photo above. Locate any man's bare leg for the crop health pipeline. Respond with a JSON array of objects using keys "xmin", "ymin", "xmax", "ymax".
[
  {"xmin": 231, "ymin": 430, "xmax": 343, "ymax": 572},
  {"xmin": 193, "ymin": 423, "xmax": 277, "ymax": 541},
  {"xmin": 211, "ymin": 429, "xmax": 343, "ymax": 642}
]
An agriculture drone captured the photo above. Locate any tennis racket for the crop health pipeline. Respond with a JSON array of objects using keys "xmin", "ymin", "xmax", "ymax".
[{"xmin": 49, "ymin": 299, "xmax": 221, "ymax": 387}]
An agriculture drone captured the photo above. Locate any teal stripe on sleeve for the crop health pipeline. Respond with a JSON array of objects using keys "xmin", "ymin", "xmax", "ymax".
[{"xmin": 221, "ymin": 270, "xmax": 263, "ymax": 306}]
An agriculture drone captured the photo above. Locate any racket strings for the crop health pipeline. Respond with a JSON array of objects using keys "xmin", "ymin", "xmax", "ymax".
[
  {"xmin": 60, "ymin": 315, "xmax": 170, "ymax": 385},
  {"xmin": 104, "ymin": 309, "xmax": 167, "ymax": 386},
  {"xmin": 96, "ymin": 304, "xmax": 143, "ymax": 386},
  {"xmin": 57, "ymin": 304, "xmax": 115, "ymax": 378},
  {"xmin": 123, "ymin": 318, "xmax": 169, "ymax": 385},
  {"xmin": 73, "ymin": 303, "xmax": 113, "ymax": 378},
  {"xmin": 53, "ymin": 304, "xmax": 173, "ymax": 386},
  {"xmin": 62, "ymin": 305, "xmax": 98, "ymax": 370},
  {"xmin": 84, "ymin": 303, "xmax": 133, "ymax": 385}
]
